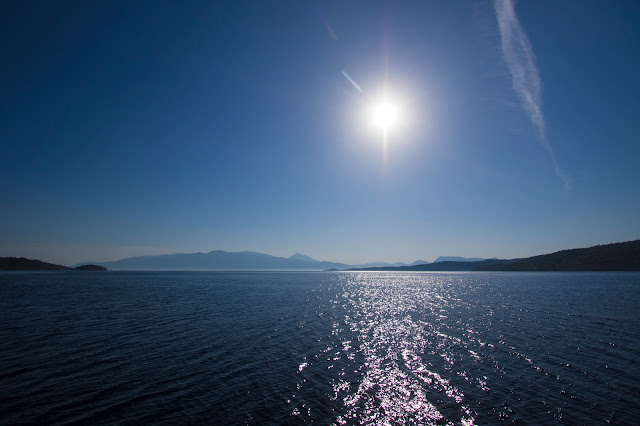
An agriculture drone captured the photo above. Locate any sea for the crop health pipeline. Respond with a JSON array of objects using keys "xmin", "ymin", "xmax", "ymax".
[{"xmin": 1, "ymin": 271, "xmax": 639, "ymax": 425}]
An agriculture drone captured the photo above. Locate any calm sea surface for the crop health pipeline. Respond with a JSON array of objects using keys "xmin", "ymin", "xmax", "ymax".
[{"xmin": 1, "ymin": 271, "xmax": 639, "ymax": 424}]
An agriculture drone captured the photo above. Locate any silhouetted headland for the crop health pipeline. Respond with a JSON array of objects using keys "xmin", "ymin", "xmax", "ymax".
[
  {"xmin": 0, "ymin": 257, "xmax": 107, "ymax": 271},
  {"xmin": 346, "ymin": 258, "xmax": 516, "ymax": 272},
  {"xmin": 476, "ymin": 240, "xmax": 640, "ymax": 271},
  {"xmin": 346, "ymin": 240, "xmax": 640, "ymax": 272}
]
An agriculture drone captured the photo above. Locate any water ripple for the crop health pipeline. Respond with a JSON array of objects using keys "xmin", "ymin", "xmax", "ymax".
[{"xmin": 1, "ymin": 271, "xmax": 639, "ymax": 424}]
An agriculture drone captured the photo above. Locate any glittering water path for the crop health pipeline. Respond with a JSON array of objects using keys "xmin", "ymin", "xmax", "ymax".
[{"xmin": 1, "ymin": 271, "xmax": 639, "ymax": 424}]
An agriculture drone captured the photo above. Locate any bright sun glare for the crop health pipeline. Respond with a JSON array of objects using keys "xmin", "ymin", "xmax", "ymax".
[{"xmin": 370, "ymin": 98, "xmax": 402, "ymax": 134}]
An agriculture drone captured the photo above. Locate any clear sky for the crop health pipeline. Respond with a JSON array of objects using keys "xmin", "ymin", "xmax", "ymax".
[{"xmin": 1, "ymin": 0, "xmax": 639, "ymax": 265}]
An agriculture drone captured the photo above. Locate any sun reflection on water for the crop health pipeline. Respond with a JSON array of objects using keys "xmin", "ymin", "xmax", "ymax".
[{"xmin": 324, "ymin": 274, "xmax": 481, "ymax": 425}]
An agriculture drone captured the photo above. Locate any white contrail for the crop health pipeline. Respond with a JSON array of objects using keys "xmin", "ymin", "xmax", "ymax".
[{"xmin": 495, "ymin": 0, "xmax": 571, "ymax": 189}]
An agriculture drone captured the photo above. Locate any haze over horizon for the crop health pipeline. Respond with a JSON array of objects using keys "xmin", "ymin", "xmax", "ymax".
[{"xmin": 2, "ymin": 1, "xmax": 639, "ymax": 266}]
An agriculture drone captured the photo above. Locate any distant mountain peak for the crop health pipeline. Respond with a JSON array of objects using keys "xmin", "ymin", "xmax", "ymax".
[
  {"xmin": 410, "ymin": 259, "xmax": 431, "ymax": 266},
  {"xmin": 289, "ymin": 253, "xmax": 317, "ymax": 263}
]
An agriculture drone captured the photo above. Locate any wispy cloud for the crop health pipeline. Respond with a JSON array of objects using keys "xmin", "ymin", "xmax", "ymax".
[{"xmin": 495, "ymin": 0, "xmax": 571, "ymax": 189}]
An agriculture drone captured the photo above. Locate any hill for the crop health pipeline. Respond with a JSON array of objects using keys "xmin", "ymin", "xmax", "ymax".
[
  {"xmin": 0, "ymin": 257, "xmax": 109, "ymax": 271},
  {"xmin": 0, "ymin": 257, "xmax": 71, "ymax": 271},
  {"xmin": 476, "ymin": 240, "xmax": 640, "ymax": 271},
  {"xmin": 348, "ymin": 258, "xmax": 515, "ymax": 272},
  {"xmin": 345, "ymin": 240, "xmax": 640, "ymax": 272}
]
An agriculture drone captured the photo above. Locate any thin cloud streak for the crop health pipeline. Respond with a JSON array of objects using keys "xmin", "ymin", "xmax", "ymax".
[{"xmin": 495, "ymin": 0, "xmax": 572, "ymax": 189}]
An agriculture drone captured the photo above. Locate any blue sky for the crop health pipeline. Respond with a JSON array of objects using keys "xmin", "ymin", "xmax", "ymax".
[{"xmin": 1, "ymin": 0, "xmax": 639, "ymax": 265}]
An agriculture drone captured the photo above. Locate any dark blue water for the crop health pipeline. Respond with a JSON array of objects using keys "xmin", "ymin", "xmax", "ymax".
[{"xmin": 1, "ymin": 271, "xmax": 639, "ymax": 424}]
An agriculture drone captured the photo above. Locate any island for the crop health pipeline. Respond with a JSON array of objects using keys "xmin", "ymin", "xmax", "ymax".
[{"xmin": 74, "ymin": 264, "xmax": 108, "ymax": 271}]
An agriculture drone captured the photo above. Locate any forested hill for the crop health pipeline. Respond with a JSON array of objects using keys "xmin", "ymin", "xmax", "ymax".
[{"xmin": 476, "ymin": 240, "xmax": 640, "ymax": 271}]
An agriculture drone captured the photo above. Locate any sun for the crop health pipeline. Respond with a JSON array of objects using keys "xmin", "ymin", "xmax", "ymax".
[{"xmin": 369, "ymin": 97, "xmax": 403, "ymax": 134}]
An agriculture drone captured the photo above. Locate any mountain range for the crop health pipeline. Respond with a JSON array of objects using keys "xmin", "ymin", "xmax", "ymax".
[
  {"xmin": 79, "ymin": 251, "xmax": 345, "ymax": 271},
  {"xmin": 77, "ymin": 252, "xmax": 474, "ymax": 271},
  {"xmin": 5, "ymin": 240, "xmax": 639, "ymax": 271}
]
